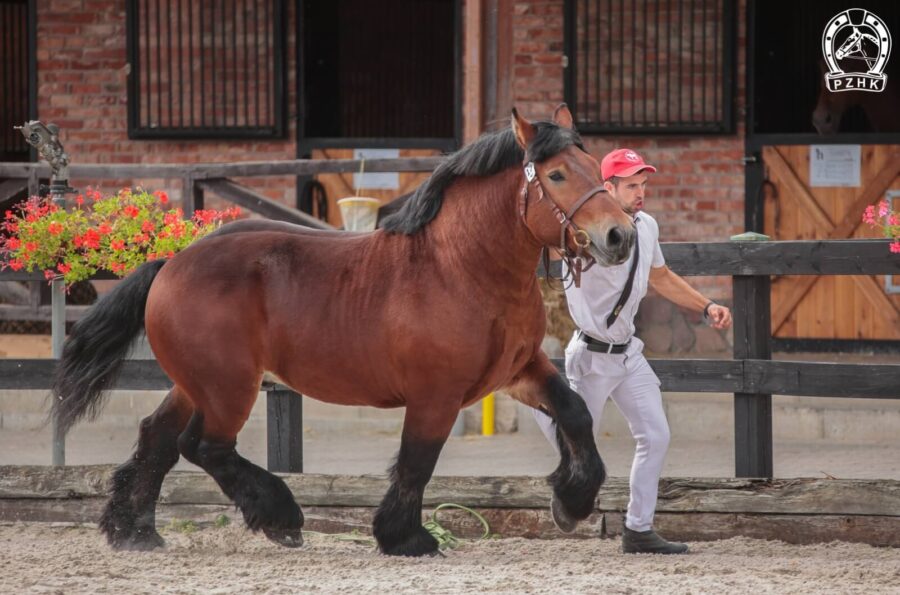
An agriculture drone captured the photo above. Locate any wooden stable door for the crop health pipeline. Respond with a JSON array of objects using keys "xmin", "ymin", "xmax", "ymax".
[{"xmin": 762, "ymin": 145, "xmax": 900, "ymax": 341}]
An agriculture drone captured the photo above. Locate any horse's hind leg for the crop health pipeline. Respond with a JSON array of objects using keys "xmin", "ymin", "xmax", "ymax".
[
  {"xmin": 100, "ymin": 389, "xmax": 193, "ymax": 550},
  {"xmin": 176, "ymin": 403, "xmax": 304, "ymax": 548},
  {"xmin": 373, "ymin": 403, "xmax": 456, "ymax": 556}
]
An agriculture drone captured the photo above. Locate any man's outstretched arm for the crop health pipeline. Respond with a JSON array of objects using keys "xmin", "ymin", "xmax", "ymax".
[{"xmin": 648, "ymin": 265, "xmax": 733, "ymax": 330}]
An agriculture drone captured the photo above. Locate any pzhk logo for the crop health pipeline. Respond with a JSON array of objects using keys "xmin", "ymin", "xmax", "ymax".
[{"xmin": 822, "ymin": 8, "xmax": 891, "ymax": 92}]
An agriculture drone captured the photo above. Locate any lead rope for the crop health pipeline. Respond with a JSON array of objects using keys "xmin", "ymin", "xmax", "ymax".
[
  {"xmin": 423, "ymin": 503, "xmax": 492, "ymax": 550},
  {"xmin": 302, "ymin": 503, "xmax": 493, "ymax": 552}
]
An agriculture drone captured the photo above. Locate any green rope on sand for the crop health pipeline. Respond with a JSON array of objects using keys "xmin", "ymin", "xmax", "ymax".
[
  {"xmin": 423, "ymin": 503, "xmax": 492, "ymax": 550},
  {"xmin": 303, "ymin": 503, "xmax": 492, "ymax": 551}
]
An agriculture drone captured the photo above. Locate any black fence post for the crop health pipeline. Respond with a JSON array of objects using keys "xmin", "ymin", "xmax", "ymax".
[
  {"xmin": 732, "ymin": 263, "xmax": 774, "ymax": 478},
  {"xmin": 266, "ymin": 388, "xmax": 303, "ymax": 473}
]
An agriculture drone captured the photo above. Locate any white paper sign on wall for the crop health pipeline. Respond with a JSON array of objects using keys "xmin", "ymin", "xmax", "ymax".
[{"xmin": 809, "ymin": 144, "xmax": 861, "ymax": 187}]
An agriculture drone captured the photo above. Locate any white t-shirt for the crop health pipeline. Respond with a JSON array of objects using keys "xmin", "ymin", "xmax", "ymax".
[{"xmin": 563, "ymin": 212, "xmax": 665, "ymax": 344}]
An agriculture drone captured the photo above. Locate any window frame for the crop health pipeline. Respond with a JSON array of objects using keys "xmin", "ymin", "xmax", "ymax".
[
  {"xmin": 125, "ymin": 0, "xmax": 287, "ymax": 140},
  {"xmin": 563, "ymin": 0, "xmax": 737, "ymax": 136}
]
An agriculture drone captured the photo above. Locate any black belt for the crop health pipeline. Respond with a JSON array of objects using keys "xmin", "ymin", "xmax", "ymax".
[{"xmin": 579, "ymin": 331, "xmax": 630, "ymax": 354}]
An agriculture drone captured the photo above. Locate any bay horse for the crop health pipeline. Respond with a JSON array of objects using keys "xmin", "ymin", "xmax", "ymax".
[{"xmin": 51, "ymin": 106, "xmax": 635, "ymax": 556}]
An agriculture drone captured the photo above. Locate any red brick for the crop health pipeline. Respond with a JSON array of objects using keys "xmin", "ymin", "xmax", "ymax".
[{"xmin": 533, "ymin": 53, "xmax": 562, "ymax": 65}]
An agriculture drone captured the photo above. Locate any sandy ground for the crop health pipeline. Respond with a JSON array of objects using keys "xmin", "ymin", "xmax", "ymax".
[{"xmin": 2, "ymin": 523, "xmax": 899, "ymax": 594}]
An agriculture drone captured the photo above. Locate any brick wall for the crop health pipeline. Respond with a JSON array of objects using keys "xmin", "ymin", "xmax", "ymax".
[{"xmin": 35, "ymin": 0, "xmax": 298, "ymax": 205}]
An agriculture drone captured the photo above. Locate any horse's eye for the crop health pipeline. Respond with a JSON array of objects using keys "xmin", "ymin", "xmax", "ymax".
[{"xmin": 548, "ymin": 171, "xmax": 565, "ymax": 182}]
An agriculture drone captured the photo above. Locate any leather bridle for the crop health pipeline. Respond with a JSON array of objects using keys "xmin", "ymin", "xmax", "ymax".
[{"xmin": 518, "ymin": 159, "xmax": 605, "ymax": 288}]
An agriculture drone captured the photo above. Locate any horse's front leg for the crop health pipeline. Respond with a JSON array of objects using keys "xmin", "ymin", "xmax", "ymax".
[
  {"xmin": 373, "ymin": 401, "xmax": 457, "ymax": 557},
  {"xmin": 509, "ymin": 352, "xmax": 605, "ymax": 531}
]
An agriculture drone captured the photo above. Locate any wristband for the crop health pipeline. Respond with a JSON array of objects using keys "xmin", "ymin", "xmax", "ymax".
[{"xmin": 703, "ymin": 301, "xmax": 715, "ymax": 320}]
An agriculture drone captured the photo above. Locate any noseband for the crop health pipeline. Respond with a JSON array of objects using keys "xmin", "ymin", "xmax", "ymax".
[{"xmin": 518, "ymin": 160, "xmax": 604, "ymax": 288}]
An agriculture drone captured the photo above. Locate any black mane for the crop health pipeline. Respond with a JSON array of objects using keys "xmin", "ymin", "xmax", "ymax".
[{"xmin": 380, "ymin": 122, "xmax": 584, "ymax": 234}]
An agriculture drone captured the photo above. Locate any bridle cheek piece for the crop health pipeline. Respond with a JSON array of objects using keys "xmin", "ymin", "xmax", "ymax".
[{"xmin": 518, "ymin": 160, "xmax": 602, "ymax": 288}]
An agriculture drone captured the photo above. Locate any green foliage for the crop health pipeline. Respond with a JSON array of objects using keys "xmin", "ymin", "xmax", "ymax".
[{"xmin": 166, "ymin": 519, "xmax": 199, "ymax": 534}]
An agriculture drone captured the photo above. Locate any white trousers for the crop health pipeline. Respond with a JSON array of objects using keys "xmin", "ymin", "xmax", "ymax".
[{"xmin": 533, "ymin": 332, "xmax": 670, "ymax": 532}]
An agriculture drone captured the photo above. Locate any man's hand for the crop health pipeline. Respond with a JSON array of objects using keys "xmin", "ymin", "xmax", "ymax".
[{"xmin": 706, "ymin": 304, "xmax": 732, "ymax": 330}]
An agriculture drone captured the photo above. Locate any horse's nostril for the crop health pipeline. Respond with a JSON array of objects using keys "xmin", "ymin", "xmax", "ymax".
[{"xmin": 608, "ymin": 227, "xmax": 623, "ymax": 247}]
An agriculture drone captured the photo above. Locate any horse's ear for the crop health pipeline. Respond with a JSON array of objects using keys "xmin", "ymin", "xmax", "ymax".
[
  {"xmin": 553, "ymin": 103, "xmax": 574, "ymax": 129},
  {"xmin": 511, "ymin": 107, "xmax": 535, "ymax": 150}
]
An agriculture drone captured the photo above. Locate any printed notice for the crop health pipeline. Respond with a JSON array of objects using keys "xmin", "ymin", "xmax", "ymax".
[
  {"xmin": 353, "ymin": 148, "xmax": 400, "ymax": 190},
  {"xmin": 809, "ymin": 145, "xmax": 861, "ymax": 187}
]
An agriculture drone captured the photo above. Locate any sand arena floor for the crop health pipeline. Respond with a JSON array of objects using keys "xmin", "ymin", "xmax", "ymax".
[{"xmin": 2, "ymin": 522, "xmax": 899, "ymax": 594}]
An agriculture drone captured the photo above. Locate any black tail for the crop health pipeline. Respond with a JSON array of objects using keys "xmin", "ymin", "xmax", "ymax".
[{"xmin": 51, "ymin": 260, "xmax": 167, "ymax": 435}]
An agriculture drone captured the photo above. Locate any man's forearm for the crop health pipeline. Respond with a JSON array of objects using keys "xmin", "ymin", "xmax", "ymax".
[{"xmin": 649, "ymin": 268, "xmax": 712, "ymax": 314}]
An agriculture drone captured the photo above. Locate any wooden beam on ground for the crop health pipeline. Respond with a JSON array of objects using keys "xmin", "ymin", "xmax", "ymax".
[
  {"xmin": 4, "ymin": 467, "xmax": 900, "ymax": 516},
  {"xmin": 3, "ymin": 467, "xmax": 900, "ymax": 545}
]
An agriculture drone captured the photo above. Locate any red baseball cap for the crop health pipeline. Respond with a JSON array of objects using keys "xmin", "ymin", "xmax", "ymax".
[{"xmin": 600, "ymin": 148, "xmax": 657, "ymax": 181}]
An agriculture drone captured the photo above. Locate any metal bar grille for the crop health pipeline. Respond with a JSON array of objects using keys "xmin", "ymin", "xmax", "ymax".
[
  {"xmin": 565, "ymin": 0, "xmax": 735, "ymax": 134},
  {"xmin": 0, "ymin": 0, "xmax": 29, "ymax": 160},
  {"xmin": 126, "ymin": 0, "xmax": 285, "ymax": 139},
  {"xmin": 300, "ymin": 0, "xmax": 457, "ymax": 142}
]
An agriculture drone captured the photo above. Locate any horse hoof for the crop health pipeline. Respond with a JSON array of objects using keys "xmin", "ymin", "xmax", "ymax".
[
  {"xmin": 550, "ymin": 492, "xmax": 578, "ymax": 534},
  {"xmin": 263, "ymin": 527, "xmax": 304, "ymax": 548},
  {"xmin": 109, "ymin": 528, "xmax": 166, "ymax": 551},
  {"xmin": 379, "ymin": 526, "xmax": 439, "ymax": 557}
]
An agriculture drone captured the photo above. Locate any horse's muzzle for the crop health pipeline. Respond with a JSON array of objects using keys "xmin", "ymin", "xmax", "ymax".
[{"xmin": 587, "ymin": 224, "xmax": 635, "ymax": 266}]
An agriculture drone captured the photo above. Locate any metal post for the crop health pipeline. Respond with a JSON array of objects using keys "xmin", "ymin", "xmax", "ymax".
[
  {"xmin": 266, "ymin": 389, "xmax": 303, "ymax": 473},
  {"xmin": 17, "ymin": 121, "xmax": 78, "ymax": 467},
  {"xmin": 50, "ymin": 277, "xmax": 66, "ymax": 466}
]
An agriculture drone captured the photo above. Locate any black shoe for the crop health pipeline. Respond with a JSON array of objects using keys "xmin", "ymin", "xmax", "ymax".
[{"xmin": 621, "ymin": 527, "xmax": 689, "ymax": 554}]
